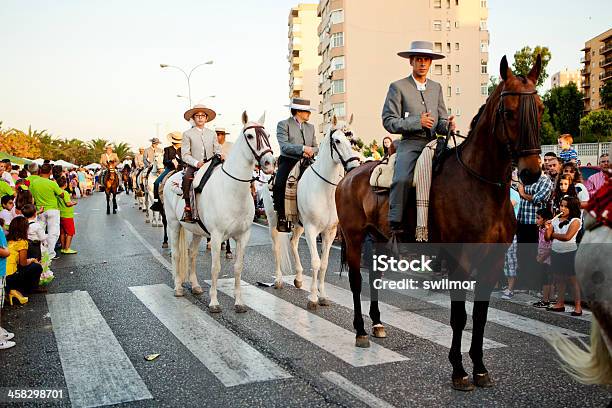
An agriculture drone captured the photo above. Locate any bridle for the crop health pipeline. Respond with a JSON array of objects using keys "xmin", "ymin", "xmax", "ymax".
[
  {"xmin": 310, "ymin": 128, "xmax": 360, "ymax": 186},
  {"xmin": 455, "ymin": 87, "xmax": 540, "ymax": 188},
  {"xmin": 221, "ymin": 124, "xmax": 274, "ymax": 183}
]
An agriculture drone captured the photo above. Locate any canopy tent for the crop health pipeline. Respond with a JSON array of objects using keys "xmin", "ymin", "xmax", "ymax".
[
  {"xmin": 33, "ymin": 158, "xmax": 45, "ymax": 165},
  {"xmin": 53, "ymin": 159, "xmax": 78, "ymax": 169},
  {"xmin": 0, "ymin": 151, "xmax": 33, "ymax": 165},
  {"xmin": 84, "ymin": 163, "xmax": 101, "ymax": 170}
]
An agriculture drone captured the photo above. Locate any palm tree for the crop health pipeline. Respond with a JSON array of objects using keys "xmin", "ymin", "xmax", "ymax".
[
  {"xmin": 87, "ymin": 138, "xmax": 110, "ymax": 164},
  {"xmin": 113, "ymin": 142, "xmax": 133, "ymax": 162}
]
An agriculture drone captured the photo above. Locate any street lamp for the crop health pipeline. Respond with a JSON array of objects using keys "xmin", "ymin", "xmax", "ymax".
[
  {"xmin": 160, "ymin": 60, "xmax": 214, "ymax": 106},
  {"xmin": 177, "ymin": 94, "xmax": 216, "ymax": 104}
]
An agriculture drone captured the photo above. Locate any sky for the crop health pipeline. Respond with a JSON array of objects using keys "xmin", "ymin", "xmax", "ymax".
[{"xmin": 0, "ymin": 0, "xmax": 610, "ymax": 153}]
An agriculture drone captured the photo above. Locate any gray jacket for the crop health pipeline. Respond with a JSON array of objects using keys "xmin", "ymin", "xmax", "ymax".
[
  {"xmin": 276, "ymin": 117, "xmax": 318, "ymax": 159},
  {"xmin": 143, "ymin": 146, "xmax": 163, "ymax": 168},
  {"xmin": 181, "ymin": 126, "xmax": 221, "ymax": 168},
  {"xmin": 382, "ymin": 76, "xmax": 449, "ymax": 139}
]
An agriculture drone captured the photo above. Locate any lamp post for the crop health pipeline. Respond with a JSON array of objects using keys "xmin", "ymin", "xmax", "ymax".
[
  {"xmin": 160, "ymin": 60, "xmax": 214, "ymax": 107},
  {"xmin": 177, "ymin": 94, "xmax": 216, "ymax": 105}
]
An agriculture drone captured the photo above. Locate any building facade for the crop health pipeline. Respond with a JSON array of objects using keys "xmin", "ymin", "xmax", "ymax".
[
  {"xmin": 581, "ymin": 28, "xmax": 612, "ymax": 113},
  {"xmin": 316, "ymin": 0, "xmax": 489, "ymax": 143},
  {"xmin": 288, "ymin": 4, "xmax": 322, "ymax": 131},
  {"xmin": 550, "ymin": 69, "xmax": 581, "ymax": 88}
]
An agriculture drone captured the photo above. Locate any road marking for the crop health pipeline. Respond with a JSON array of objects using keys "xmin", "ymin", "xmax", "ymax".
[
  {"xmin": 283, "ymin": 276, "xmax": 505, "ymax": 352},
  {"xmin": 206, "ymin": 279, "xmax": 407, "ymax": 367},
  {"xmin": 123, "ymin": 219, "xmax": 172, "ymax": 270},
  {"xmin": 46, "ymin": 291, "xmax": 152, "ymax": 408},
  {"xmin": 322, "ymin": 371, "xmax": 396, "ymax": 408},
  {"xmin": 130, "ymin": 284, "xmax": 290, "ymax": 387},
  {"xmin": 252, "ymin": 222, "xmax": 341, "ymax": 250},
  {"xmin": 386, "ymin": 283, "xmax": 587, "ymax": 339}
]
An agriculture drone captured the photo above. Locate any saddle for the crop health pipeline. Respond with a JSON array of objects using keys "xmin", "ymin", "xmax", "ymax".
[
  {"xmin": 269, "ymin": 159, "xmax": 310, "ymax": 225},
  {"xmin": 158, "ymin": 170, "xmax": 178, "ymax": 207}
]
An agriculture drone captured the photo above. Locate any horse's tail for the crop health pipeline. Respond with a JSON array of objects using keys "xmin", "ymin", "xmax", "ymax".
[
  {"xmin": 175, "ymin": 226, "xmax": 189, "ymax": 284},
  {"xmin": 548, "ymin": 318, "xmax": 612, "ymax": 385},
  {"xmin": 339, "ymin": 229, "xmax": 347, "ymax": 276},
  {"xmin": 262, "ymin": 186, "xmax": 276, "ymax": 227},
  {"xmin": 262, "ymin": 186, "xmax": 293, "ymax": 275}
]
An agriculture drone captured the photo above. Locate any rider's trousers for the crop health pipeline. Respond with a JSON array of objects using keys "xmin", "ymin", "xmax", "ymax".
[
  {"xmin": 38, "ymin": 209, "xmax": 60, "ymax": 259},
  {"xmin": 154, "ymin": 168, "xmax": 172, "ymax": 200}
]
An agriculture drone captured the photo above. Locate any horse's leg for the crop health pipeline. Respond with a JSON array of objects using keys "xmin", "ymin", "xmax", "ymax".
[
  {"xmin": 270, "ymin": 226, "xmax": 283, "ymax": 289},
  {"xmin": 304, "ymin": 224, "xmax": 321, "ymax": 310},
  {"xmin": 188, "ymin": 234, "xmax": 204, "ymax": 295},
  {"xmin": 449, "ymin": 287, "xmax": 471, "ymax": 390},
  {"xmin": 291, "ymin": 224, "xmax": 304, "ymax": 288},
  {"xmin": 161, "ymin": 210, "xmax": 169, "ymax": 248},
  {"xmin": 106, "ymin": 192, "xmax": 110, "ymax": 214},
  {"xmin": 316, "ymin": 225, "xmax": 336, "ymax": 306},
  {"xmin": 346, "ymin": 233, "xmax": 368, "ymax": 347},
  {"xmin": 112, "ymin": 192, "xmax": 117, "ymax": 214},
  {"xmin": 469, "ymin": 282, "xmax": 494, "ymax": 388},
  {"xmin": 366, "ymin": 234, "xmax": 385, "ymax": 338},
  {"xmin": 233, "ymin": 231, "xmax": 249, "ymax": 313},
  {"xmin": 208, "ymin": 232, "xmax": 223, "ymax": 313}
]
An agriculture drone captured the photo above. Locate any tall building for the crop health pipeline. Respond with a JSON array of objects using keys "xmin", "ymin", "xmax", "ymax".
[
  {"xmin": 550, "ymin": 69, "xmax": 581, "ymax": 88},
  {"xmin": 288, "ymin": 4, "xmax": 322, "ymax": 131},
  {"xmin": 316, "ymin": 0, "xmax": 489, "ymax": 143},
  {"xmin": 581, "ymin": 28, "xmax": 612, "ymax": 113}
]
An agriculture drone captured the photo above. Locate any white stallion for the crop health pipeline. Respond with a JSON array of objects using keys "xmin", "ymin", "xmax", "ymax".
[
  {"xmin": 145, "ymin": 151, "xmax": 164, "ymax": 226},
  {"xmin": 163, "ymin": 112, "xmax": 275, "ymax": 312},
  {"xmin": 134, "ymin": 167, "xmax": 146, "ymax": 211},
  {"xmin": 263, "ymin": 116, "xmax": 360, "ymax": 309}
]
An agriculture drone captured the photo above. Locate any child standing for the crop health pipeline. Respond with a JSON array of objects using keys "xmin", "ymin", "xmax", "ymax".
[
  {"xmin": 533, "ymin": 208, "xmax": 553, "ymax": 308},
  {"xmin": 558, "ymin": 134, "xmax": 578, "ymax": 164},
  {"xmin": 502, "ymin": 183, "xmax": 521, "ymax": 300},
  {"xmin": 545, "ymin": 196, "xmax": 583, "ymax": 316},
  {"xmin": 0, "ymin": 225, "xmax": 16, "ymax": 349},
  {"xmin": 57, "ymin": 177, "xmax": 77, "ymax": 254},
  {"xmin": 0, "ymin": 195, "xmax": 15, "ymax": 229}
]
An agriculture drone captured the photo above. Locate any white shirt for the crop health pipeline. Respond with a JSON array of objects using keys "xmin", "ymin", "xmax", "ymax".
[
  {"xmin": 551, "ymin": 217, "xmax": 581, "ymax": 253},
  {"xmin": 27, "ymin": 219, "xmax": 47, "ymax": 243},
  {"xmin": 0, "ymin": 209, "xmax": 13, "ymax": 227},
  {"xmin": 1, "ymin": 172, "xmax": 15, "ymax": 187},
  {"xmin": 410, "ymin": 74, "xmax": 428, "ymax": 91},
  {"xmin": 574, "ymin": 182, "xmax": 589, "ymax": 203}
]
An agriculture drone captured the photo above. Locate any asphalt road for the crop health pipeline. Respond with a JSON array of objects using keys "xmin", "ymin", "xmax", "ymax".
[{"xmin": 1, "ymin": 192, "xmax": 609, "ymax": 408}]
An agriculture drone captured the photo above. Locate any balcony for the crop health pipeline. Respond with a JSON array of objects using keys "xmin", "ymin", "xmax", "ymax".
[
  {"xmin": 581, "ymin": 68, "xmax": 590, "ymax": 75},
  {"xmin": 600, "ymin": 58, "xmax": 612, "ymax": 68},
  {"xmin": 600, "ymin": 70, "xmax": 612, "ymax": 81},
  {"xmin": 580, "ymin": 55, "xmax": 590, "ymax": 63},
  {"xmin": 581, "ymin": 80, "xmax": 590, "ymax": 88},
  {"xmin": 600, "ymin": 44, "xmax": 612, "ymax": 54}
]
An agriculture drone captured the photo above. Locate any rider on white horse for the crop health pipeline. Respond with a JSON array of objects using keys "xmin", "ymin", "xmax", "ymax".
[{"xmin": 151, "ymin": 131, "xmax": 183, "ymax": 212}]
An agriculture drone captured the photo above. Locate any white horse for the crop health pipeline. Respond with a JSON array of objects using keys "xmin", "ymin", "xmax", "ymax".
[
  {"xmin": 134, "ymin": 167, "xmax": 146, "ymax": 211},
  {"xmin": 146, "ymin": 151, "xmax": 164, "ymax": 226},
  {"xmin": 163, "ymin": 112, "xmax": 275, "ymax": 312},
  {"xmin": 263, "ymin": 116, "xmax": 360, "ymax": 309}
]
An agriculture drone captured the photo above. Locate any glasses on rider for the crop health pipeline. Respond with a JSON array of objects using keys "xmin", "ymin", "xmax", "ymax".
[{"xmin": 194, "ymin": 114, "xmax": 207, "ymax": 119}]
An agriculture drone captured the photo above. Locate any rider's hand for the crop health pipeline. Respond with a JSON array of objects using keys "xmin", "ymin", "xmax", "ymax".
[
  {"xmin": 303, "ymin": 146, "xmax": 315, "ymax": 158},
  {"xmin": 420, "ymin": 112, "xmax": 434, "ymax": 129},
  {"xmin": 448, "ymin": 115, "xmax": 456, "ymax": 132},
  {"xmin": 172, "ymin": 159, "xmax": 179, "ymax": 168},
  {"xmin": 197, "ymin": 161, "xmax": 204, "ymax": 168}
]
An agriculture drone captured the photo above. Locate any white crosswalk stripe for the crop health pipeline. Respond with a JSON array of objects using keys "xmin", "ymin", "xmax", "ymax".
[
  {"xmin": 206, "ymin": 279, "xmax": 408, "ymax": 367},
  {"xmin": 130, "ymin": 284, "xmax": 291, "ymax": 387},
  {"xmin": 46, "ymin": 291, "xmax": 153, "ymax": 408},
  {"xmin": 282, "ymin": 276, "xmax": 506, "ymax": 352}
]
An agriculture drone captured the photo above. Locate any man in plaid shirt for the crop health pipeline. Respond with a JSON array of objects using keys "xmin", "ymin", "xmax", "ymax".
[{"xmin": 516, "ymin": 169, "xmax": 553, "ymax": 289}]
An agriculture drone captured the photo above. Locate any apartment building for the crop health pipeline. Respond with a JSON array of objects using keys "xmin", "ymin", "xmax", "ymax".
[
  {"xmin": 288, "ymin": 4, "xmax": 322, "ymax": 131},
  {"xmin": 581, "ymin": 28, "xmax": 612, "ymax": 113},
  {"xmin": 550, "ymin": 69, "xmax": 581, "ymax": 88},
  {"xmin": 316, "ymin": 0, "xmax": 489, "ymax": 143}
]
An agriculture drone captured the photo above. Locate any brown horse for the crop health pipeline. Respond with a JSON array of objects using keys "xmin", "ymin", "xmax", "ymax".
[
  {"xmin": 121, "ymin": 165, "xmax": 132, "ymax": 195},
  {"xmin": 105, "ymin": 162, "xmax": 119, "ymax": 214},
  {"xmin": 335, "ymin": 56, "xmax": 544, "ymax": 390}
]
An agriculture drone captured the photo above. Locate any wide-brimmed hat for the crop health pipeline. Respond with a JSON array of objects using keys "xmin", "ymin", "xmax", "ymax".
[
  {"xmin": 397, "ymin": 41, "xmax": 445, "ymax": 60},
  {"xmin": 214, "ymin": 127, "xmax": 230, "ymax": 135},
  {"xmin": 285, "ymin": 98, "xmax": 317, "ymax": 112},
  {"xmin": 184, "ymin": 104, "xmax": 217, "ymax": 122},
  {"xmin": 150, "ymin": 137, "xmax": 161, "ymax": 144},
  {"xmin": 167, "ymin": 131, "xmax": 183, "ymax": 144}
]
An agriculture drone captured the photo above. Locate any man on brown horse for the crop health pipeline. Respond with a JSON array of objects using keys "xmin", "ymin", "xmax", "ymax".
[
  {"xmin": 100, "ymin": 145, "xmax": 119, "ymax": 187},
  {"xmin": 382, "ymin": 40, "xmax": 456, "ymax": 234}
]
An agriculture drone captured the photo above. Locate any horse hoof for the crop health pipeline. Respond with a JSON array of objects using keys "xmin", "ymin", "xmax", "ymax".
[
  {"xmin": 318, "ymin": 298, "xmax": 331, "ymax": 306},
  {"xmin": 209, "ymin": 305, "xmax": 222, "ymax": 313},
  {"xmin": 235, "ymin": 304, "xmax": 248, "ymax": 313},
  {"xmin": 162, "ymin": 242, "xmax": 169, "ymax": 249},
  {"xmin": 191, "ymin": 286, "xmax": 204, "ymax": 295},
  {"xmin": 113, "ymin": 210, "xmax": 117, "ymax": 214},
  {"xmin": 473, "ymin": 373, "xmax": 493, "ymax": 388},
  {"xmin": 174, "ymin": 288, "xmax": 184, "ymax": 297},
  {"xmin": 274, "ymin": 281, "xmax": 283, "ymax": 289},
  {"xmin": 307, "ymin": 300, "xmax": 318, "ymax": 310},
  {"xmin": 452, "ymin": 376, "xmax": 475, "ymax": 392},
  {"xmin": 294, "ymin": 279, "xmax": 302, "ymax": 288},
  {"xmin": 355, "ymin": 335, "xmax": 370, "ymax": 348},
  {"xmin": 372, "ymin": 325, "xmax": 387, "ymax": 338}
]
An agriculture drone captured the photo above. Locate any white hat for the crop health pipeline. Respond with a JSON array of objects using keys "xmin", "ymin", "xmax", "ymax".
[
  {"xmin": 167, "ymin": 131, "xmax": 183, "ymax": 144},
  {"xmin": 397, "ymin": 40, "xmax": 445, "ymax": 60},
  {"xmin": 184, "ymin": 104, "xmax": 217, "ymax": 122},
  {"xmin": 214, "ymin": 127, "xmax": 230, "ymax": 134},
  {"xmin": 285, "ymin": 98, "xmax": 317, "ymax": 112}
]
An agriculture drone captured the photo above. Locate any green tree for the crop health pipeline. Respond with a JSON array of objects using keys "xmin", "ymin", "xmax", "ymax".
[
  {"xmin": 487, "ymin": 75, "xmax": 499, "ymax": 96},
  {"xmin": 579, "ymin": 110, "xmax": 612, "ymax": 142},
  {"xmin": 543, "ymin": 82, "xmax": 583, "ymax": 139},
  {"xmin": 540, "ymin": 108, "xmax": 557, "ymax": 145},
  {"xmin": 512, "ymin": 46, "xmax": 552, "ymax": 88},
  {"xmin": 114, "ymin": 142, "xmax": 133, "ymax": 162},
  {"xmin": 600, "ymin": 80, "xmax": 612, "ymax": 109},
  {"xmin": 87, "ymin": 138, "xmax": 110, "ymax": 164}
]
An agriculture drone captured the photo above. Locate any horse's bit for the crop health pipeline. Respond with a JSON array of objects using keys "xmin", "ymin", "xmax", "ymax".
[
  {"xmin": 221, "ymin": 125, "xmax": 273, "ymax": 183},
  {"xmin": 310, "ymin": 129, "xmax": 358, "ymax": 187}
]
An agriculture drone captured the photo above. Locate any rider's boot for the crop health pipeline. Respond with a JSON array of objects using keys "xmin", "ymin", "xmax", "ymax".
[
  {"xmin": 276, "ymin": 216, "xmax": 291, "ymax": 233},
  {"xmin": 182, "ymin": 207, "xmax": 195, "ymax": 223}
]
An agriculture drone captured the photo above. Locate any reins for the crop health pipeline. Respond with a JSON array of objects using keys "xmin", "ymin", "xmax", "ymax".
[
  {"xmin": 220, "ymin": 124, "xmax": 273, "ymax": 184},
  {"xmin": 308, "ymin": 128, "xmax": 359, "ymax": 187}
]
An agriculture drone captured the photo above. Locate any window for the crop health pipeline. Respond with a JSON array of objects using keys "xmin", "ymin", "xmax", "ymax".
[
  {"xmin": 455, "ymin": 64, "xmax": 460, "ymax": 72},
  {"xmin": 446, "ymin": 0, "xmax": 451, "ymax": 8},
  {"xmin": 480, "ymin": 41, "xmax": 488, "ymax": 52},
  {"xmin": 479, "ymin": 20, "xmax": 487, "ymax": 31},
  {"xmin": 456, "ymin": 86, "xmax": 461, "ymax": 95},
  {"xmin": 454, "ymin": 21, "xmax": 460, "ymax": 28},
  {"xmin": 456, "ymin": 108, "xmax": 462, "ymax": 116},
  {"xmin": 330, "ymin": 9, "xmax": 344, "ymax": 24},
  {"xmin": 455, "ymin": 42, "xmax": 460, "ymax": 50},
  {"xmin": 434, "ymin": 42, "xmax": 442, "ymax": 52},
  {"xmin": 331, "ymin": 32, "xmax": 344, "ymax": 48},
  {"xmin": 434, "ymin": 0, "xmax": 441, "ymax": 7},
  {"xmin": 293, "ymin": 64, "xmax": 300, "ymax": 71},
  {"xmin": 434, "ymin": 64, "xmax": 443, "ymax": 75},
  {"xmin": 331, "ymin": 55, "xmax": 345, "ymax": 71},
  {"xmin": 455, "ymin": 0, "xmax": 459, "ymax": 5},
  {"xmin": 447, "ymin": 86, "xmax": 452, "ymax": 97},
  {"xmin": 481, "ymin": 83, "xmax": 488, "ymax": 96},
  {"xmin": 481, "ymin": 61, "xmax": 487, "ymax": 74},
  {"xmin": 332, "ymin": 102, "xmax": 346, "ymax": 117},
  {"xmin": 446, "ymin": 20, "xmax": 451, "ymax": 31},
  {"xmin": 447, "ymin": 65, "xmax": 451, "ymax": 75},
  {"xmin": 433, "ymin": 20, "xmax": 442, "ymax": 31},
  {"xmin": 448, "ymin": 108, "xmax": 452, "ymax": 115},
  {"xmin": 332, "ymin": 79, "xmax": 345, "ymax": 94},
  {"xmin": 480, "ymin": 0, "xmax": 487, "ymax": 7},
  {"xmin": 446, "ymin": 42, "xmax": 451, "ymax": 53}
]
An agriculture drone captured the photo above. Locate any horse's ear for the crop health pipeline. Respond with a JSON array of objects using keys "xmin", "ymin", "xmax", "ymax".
[
  {"xmin": 332, "ymin": 115, "xmax": 338, "ymax": 127},
  {"xmin": 527, "ymin": 54, "xmax": 542, "ymax": 85},
  {"xmin": 242, "ymin": 111, "xmax": 248, "ymax": 125},
  {"xmin": 500, "ymin": 55, "xmax": 513, "ymax": 81},
  {"xmin": 348, "ymin": 113, "xmax": 354, "ymax": 125},
  {"xmin": 257, "ymin": 111, "xmax": 266, "ymax": 125}
]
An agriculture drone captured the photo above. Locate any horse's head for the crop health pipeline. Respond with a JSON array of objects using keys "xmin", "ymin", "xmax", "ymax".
[
  {"xmin": 323, "ymin": 114, "xmax": 361, "ymax": 172},
  {"xmin": 239, "ymin": 111, "xmax": 275, "ymax": 175},
  {"xmin": 497, "ymin": 55, "xmax": 544, "ymax": 185}
]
